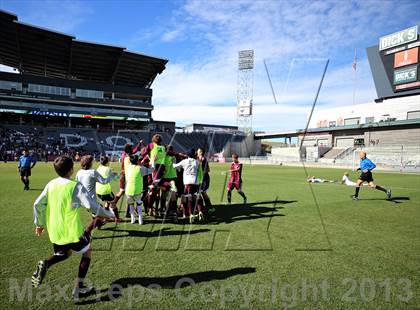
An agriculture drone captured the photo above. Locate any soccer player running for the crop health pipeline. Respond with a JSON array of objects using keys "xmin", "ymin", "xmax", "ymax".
[
  {"xmin": 352, "ymin": 151, "xmax": 391, "ymax": 200},
  {"xmin": 18, "ymin": 147, "xmax": 36, "ymax": 190},
  {"xmin": 76, "ymin": 155, "xmax": 117, "ymax": 228},
  {"xmin": 227, "ymin": 153, "xmax": 247, "ymax": 204},
  {"xmin": 32, "ymin": 156, "xmax": 115, "ymax": 299}
]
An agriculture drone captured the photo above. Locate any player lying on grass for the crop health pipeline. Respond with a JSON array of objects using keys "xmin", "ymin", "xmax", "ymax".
[
  {"xmin": 307, "ymin": 176, "xmax": 335, "ymax": 183},
  {"xmin": 352, "ymin": 151, "xmax": 391, "ymax": 200},
  {"xmin": 32, "ymin": 156, "xmax": 115, "ymax": 299},
  {"xmin": 18, "ymin": 147, "xmax": 36, "ymax": 190},
  {"xmin": 227, "ymin": 153, "xmax": 247, "ymax": 204},
  {"xmin": 341, "ymin": 172, "xmax": 358, "ymax": 186}
]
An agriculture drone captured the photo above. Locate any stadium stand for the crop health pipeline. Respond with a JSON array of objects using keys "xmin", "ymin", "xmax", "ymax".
[{"xmin": 0, "ymin": 124, "xmax": 257, "ymax": 161}]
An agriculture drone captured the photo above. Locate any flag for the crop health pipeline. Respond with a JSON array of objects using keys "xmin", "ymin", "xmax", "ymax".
[{"xmin": 352, "ymin": 48, "xmax": 357, "ymax": 71}]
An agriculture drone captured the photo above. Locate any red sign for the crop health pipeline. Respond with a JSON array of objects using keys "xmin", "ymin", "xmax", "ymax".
[
  {"xmin": 395, "ymin": 81, "xmax": 420, "ymax": 91},
  {"xmin": 394, "ymin": 48, "xmax": 418, "ymax": 68}
]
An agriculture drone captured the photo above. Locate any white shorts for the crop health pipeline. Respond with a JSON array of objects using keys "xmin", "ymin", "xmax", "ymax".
[{"xmin": 126, "ymin": 194, "xmax": 142, "ymax": 205}]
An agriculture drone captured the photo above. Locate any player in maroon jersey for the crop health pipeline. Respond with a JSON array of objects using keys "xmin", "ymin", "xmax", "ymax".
[
  {"xmin": 226, "ymin": 153, "xmax": 247, "ymax": 204},
  {"xmin": 197, "ymin": 148, "xmax": 212, "ymax": 209}
]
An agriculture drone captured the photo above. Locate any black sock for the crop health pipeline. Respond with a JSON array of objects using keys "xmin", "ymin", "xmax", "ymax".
[
  {"xmin": 46, "ymin": 252, "xmax": 69, "ymax": 268},
  {"xmin": 376, "ymin": 185, "xmax": 387, "ymax": 193},
  {"xmin": 77, "ymin": 256, "xmax": 91, "ymax": 285},
  {"xmin": 238, "ymin": 191, "xmax": 247, "ymax": 200},
  {"xmin": 227, "ymin": 190, "xmax": 232, "ymax": 203},
  {"xmin": 354, "ymin": 187, "xmax": 360, "ymax": 197}
]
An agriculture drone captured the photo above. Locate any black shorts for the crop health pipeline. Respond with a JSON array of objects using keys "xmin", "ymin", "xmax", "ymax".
[
  {"xmin": 52, "ymin": 231, "xmax": 91, "ymax": 255},
  {"xmin": 97, "ymin": 192, "xmax": 115, "ymax": 202},
  {"xmin": 359, "ymin": 171, "xmax": 374, "ymax": 183},
  {"xmin": 201, "ymin": 174, "xmax": 210, "ymax": 192},
  {"xmin": 19, "ymin": 167, "xmax": 31, "ymax": 177}
]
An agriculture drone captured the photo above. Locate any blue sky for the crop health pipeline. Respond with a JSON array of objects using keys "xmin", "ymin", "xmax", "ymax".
[{"xmin": 1, "ymin": 0, "xmax": 419, "ymax": 131}]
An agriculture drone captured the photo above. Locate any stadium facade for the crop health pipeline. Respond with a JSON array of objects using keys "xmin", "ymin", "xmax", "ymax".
[
  {"xmin": 256, "ymin": 26, "xmax": 420, "ymax": 170},
  {"xmin": 258, "ymin": 25, "xmax": 420, "ymax": 147},
  {"xmin": 0, "ymin": 10, "xmax": 167, "ymax": 131}
]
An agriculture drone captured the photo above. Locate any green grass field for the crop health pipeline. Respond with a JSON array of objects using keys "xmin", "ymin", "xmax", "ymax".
[{"xmin": 0, "ymin": 162, "xmax": 419, "ymax": 309}]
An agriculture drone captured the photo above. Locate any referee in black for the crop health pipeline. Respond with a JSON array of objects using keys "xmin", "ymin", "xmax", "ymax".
[{"xmin": 352, "ymin": 151, "xmax": 391, "ymax": 200}]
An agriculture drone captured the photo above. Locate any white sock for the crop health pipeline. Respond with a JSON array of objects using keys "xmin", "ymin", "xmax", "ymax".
[
  {"xmin": 129, "ymin": 205, "xmax": 136, "ymax": 223},
  {"xmin": 137, "ymin": 204, "xmax": 143, "ymax": 224}
]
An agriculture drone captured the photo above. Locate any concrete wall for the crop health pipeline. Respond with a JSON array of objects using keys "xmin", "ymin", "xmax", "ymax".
[
  {"xmin": 364, "ymin": 128, "xmax": 420, "ymax": 146},
  {"xmin": 309, "ymin": 95, "xmax": 420, "ymax": 128}
]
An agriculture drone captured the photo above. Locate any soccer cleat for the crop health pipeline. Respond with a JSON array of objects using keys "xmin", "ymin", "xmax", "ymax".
[
  {"xmin": 189, "ymin": 214, "xmax": 194, "ymax": 224},
  {"xmin": 198, "ymin": 211, "xmax": 204, "ymax": 222},
  {"xmin": 31, "ymin": 260, "xmax": 47, "ymax": 288},
  {"xmin": 351, "ymin": 195, "xmax": 359, "ymax": 201},
  {"xmin": 386, "ymin": 189, "xmax": 392, "ymax": 200},
  {"xmin": 72, "ymin": 285, "xmax": 94, "ymax": 300}
]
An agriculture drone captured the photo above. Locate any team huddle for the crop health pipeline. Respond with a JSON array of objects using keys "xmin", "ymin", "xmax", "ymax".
[{"xmin": 28, "ymin": 134, "xmax": 247, "ymax": 299}]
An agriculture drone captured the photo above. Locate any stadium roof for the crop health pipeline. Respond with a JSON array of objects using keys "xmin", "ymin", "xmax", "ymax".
[
  {"xmin": 255, "ymin": 118, "xmax": 420, "ymax": 139},
  {"xmin": 0, "ymin": 10, "xmax": 168, "ymax": 88}
]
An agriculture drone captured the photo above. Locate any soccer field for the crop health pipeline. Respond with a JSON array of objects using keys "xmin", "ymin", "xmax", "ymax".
[{"xmin": 0, "ymin": 162, "xmax": 419, "ymax": 309}]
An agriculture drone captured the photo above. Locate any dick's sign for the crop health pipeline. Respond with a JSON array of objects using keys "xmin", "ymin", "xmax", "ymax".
[
  {"xmin": 393, "ymin": 65, "xmax": 417, "ymax": 85},
  {"xmin": 379, "ymin": 26, "xmax": 418, "ymax": 51}
]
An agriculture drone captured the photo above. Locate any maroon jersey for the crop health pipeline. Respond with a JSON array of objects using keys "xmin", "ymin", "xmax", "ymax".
[
  {"xmin": 229, "ymin": 162, "xmax": 242, "ymax": 183},
  {"xmin": 121, "ymin": 143, "xmax": 140, "ymax": 172}
]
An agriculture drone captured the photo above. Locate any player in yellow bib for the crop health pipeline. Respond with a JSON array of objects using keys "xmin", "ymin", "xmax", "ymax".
[
  {"xmin": 125, "ymin": 155, "xmax": 144, "ymax": 224},
  {"xmin": 160, "ymin": 145, "xmax": 180, "ymax": 220},
  {"xmin": 141, "ymin": 134, "xmax": 167, "ymax": 217},
  {"xmin": 96, "ymin": 155, "xmax": 120, "ymax": 221},
  {"xmin": 32, "ymin": 156, "xmax": 114, "ymax": 299}
]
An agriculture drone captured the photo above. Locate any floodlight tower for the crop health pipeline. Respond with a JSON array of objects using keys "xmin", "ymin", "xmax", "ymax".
[{"xmin": 237, "ymin": 50, "xmax": 254, "ymax": 133}]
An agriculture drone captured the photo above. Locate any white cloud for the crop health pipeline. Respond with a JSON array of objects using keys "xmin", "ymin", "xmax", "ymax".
[
  {"xmin": 161, "ymin": 25, "xmax": 187, "ymax": 42},
  {"xmin": 151, "ymin": 0, "xmax": 418, "ymax": 131}
]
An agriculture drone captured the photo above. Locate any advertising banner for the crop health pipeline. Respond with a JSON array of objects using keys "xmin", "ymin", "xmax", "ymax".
[
  {"xmin": 394, "ymin": 47, "xmax": 418, "ymax": 68},
  {"xmin": 393, "ymin": 65, "xmax": 417, "ymax": 85},
  {"xmin": 379, "ymin": 26, "xmax": 418, "ymax": 51}
]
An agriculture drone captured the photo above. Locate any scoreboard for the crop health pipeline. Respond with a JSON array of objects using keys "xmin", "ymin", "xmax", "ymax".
[{"xmin": 367, "ymin": 25, "xmax": 420, "ymax": 99}]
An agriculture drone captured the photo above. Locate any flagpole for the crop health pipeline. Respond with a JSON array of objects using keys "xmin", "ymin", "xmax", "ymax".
[{"xmin": 352, "ymin": 48, "xmax": 357, "ymax": 106}]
